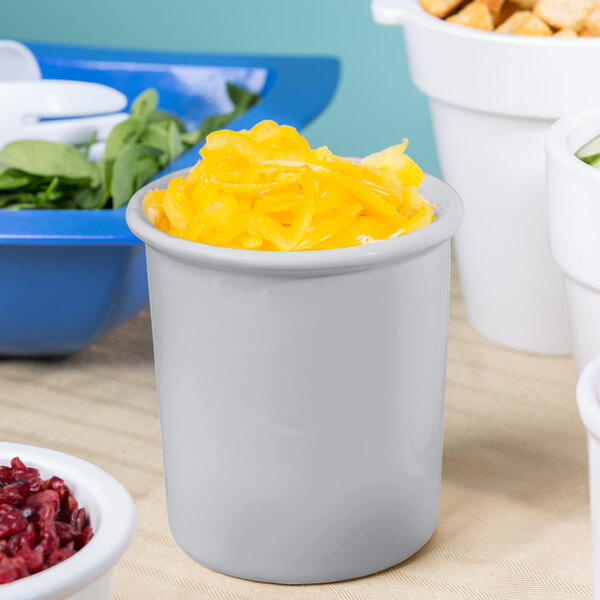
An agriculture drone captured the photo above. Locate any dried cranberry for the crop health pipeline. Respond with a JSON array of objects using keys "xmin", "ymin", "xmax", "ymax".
[
  {"xmin": 9, "ymin": 459, "xmax": 25, "ymax": 472},
  {"xmin": 25, "ymin": 490, "xmax": 60, "ymax": 516},
  {"xmin": 70, "ymin": 508, "xmax": 86, "ymax": 533},
  {"xmin": 0, "ymin": 556, "xmax": 17, "ymax": 584},
  {"xmin": 80, "ymin": 526, "xmax": 94, "ymax": 548},
  {"xmin": 0, "ymin": 469, "xmax": 12, "ymax": 487},
  {"xmin": 17, "ymin": 545, "xmax": 43, "ymax": 574},
  {"xmin": 0, "ymin": 505, "xmax": 27, "ymax": 539},
  {"xmin": 6, "ymin": 532, "xmax": 21, "ymax": 556},
  {"xmin": 48, "ymin": 477, "xmax": 66, "ymax": 500},
  {"xmin": 19, "ymin": 523, "xmax": 36, "ymax": 550},
  {"xmin": 8, "ymin": 556, "xmax": 28, "ymax": 579},
  {"xmin": 47, "ymin": 547, "xmax": 75, "ymax": 567},
  {"xmin": 55, "ymin": 522, "xmax": 76, "ymax": 544},
  {"xmin": 37, "ymin": 505, "xmax": 59, "ymax": 559},
  {"xmin": 0, "ymin": 481, "xmax": 30, "ymax": 507},
  {"xmin": 11, "ymin": 472, "xmax": 42, "ymax": 494},
  {"xmin": 66, "ymin": 495, "xmax": 78, "ymax": 521}
]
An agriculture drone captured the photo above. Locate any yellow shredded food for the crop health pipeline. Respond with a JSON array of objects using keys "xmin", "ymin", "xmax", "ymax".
[{"xmin": 142, "ymin": 120, "xmax": 434, "ymax": 251}]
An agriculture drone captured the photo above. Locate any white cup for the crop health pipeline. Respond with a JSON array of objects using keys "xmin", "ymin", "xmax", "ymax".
[
  {"xmin": 127, "ymin": 168, "xmax": 463, "ymax": 583},
  {"xmin": 547, "ymin": 106, "xmax": 600, "ymax": 376},
  {"xmin": 577, "ymin": 356, "xmax": 600, "ymax": 599},
  {"xmin": 372, "ymin": 0, "xmax": 600, "ymax": 355}
]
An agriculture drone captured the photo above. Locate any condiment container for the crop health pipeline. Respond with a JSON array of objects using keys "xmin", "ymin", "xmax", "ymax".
[
  {"xmin": 547, "ymin": 105, "xmax": 600, "ymax": 375},
  {"xmin": 0, "ymin": 442, "xmax": 136, "ymax": 600},
  {"xmin": 577, "ymin": 355, "xmax": 600, "ymax": 599},
  {"xmin": 126, "ymin": 167, "xmax": 463, "ymax": 583},
  {"xmin": 372, "ymin": 0, "xmax": 600, "ymax": 354}
]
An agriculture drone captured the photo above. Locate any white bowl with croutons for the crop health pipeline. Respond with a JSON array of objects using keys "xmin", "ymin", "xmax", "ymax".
[
  {"xmin": 373, "ymin": 0, "xmax": 600, "ymax": 356},
  {"xmin": 547, "ymin": 105, "xmax": 600, "ymax": 375},
  {"xmin": 0, "ymin": 442, "xmax": 135, "ymax": 600}
]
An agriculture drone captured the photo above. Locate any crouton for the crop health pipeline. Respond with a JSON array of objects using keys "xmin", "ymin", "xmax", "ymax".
[
  {"xmin": 475, "ymin": 0, "xmax": 505, "ymax": 14},
  {"xmin": 495, "ymin": 9, "xmax": 554, "ymax": 33},
  {"xmin": 534, "ymin": 0, "xmax": 593, "ymax": 31},
  {"xmin": 447, "ymin": 1, "xmax": 495, "ymax": 27},
  {"xmin": 420, "ymin": 0, "xmax": 466, "ymax": 18},
  {"xmin": 510, "ymin": 0, "xmax": 537, "ymax": 10},
  {"xmin": 585, "ymin": 7, "xmax": 600, "ymax": 33},
  {"xmin": 553, "ymin": 26, "xmax": 580, "ymax": 34},
  {"xmin": 493, "ymin": 1, "xmax": 521, "ymax": 25}
]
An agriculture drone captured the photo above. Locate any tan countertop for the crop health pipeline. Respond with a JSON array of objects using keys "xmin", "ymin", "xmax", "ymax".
[{"xmin": 0, "ymin": 268, "xmax": 591, "ymax": 599}]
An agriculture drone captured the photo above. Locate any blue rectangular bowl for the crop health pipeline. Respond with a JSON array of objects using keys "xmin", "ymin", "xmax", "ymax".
[{"xmin": 0, "ymin": 43, "xmax": 339, "ymax": 356}]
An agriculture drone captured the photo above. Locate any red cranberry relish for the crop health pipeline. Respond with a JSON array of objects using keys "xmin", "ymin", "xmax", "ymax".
[{"xmin": 0, "ymin": 457, "xmax": 94, "ymax": 584}]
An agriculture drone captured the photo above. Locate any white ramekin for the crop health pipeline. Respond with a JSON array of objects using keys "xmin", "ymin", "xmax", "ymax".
[
  {"xmin": 372, "ymin": 0, "xmax": 600, "ymax": 355},
  {"xmin": 0, "ymin": 442, "xmax": 136, "ymax": 600},
  {"xmin": 547, "ymin": 106, "xmax": 600, "ymax": 375},
  {"xmin": 577, "ymin": 356, "xmax": 600, "ymax": 599},
  {"xmin": 127, "ymin": 167, "xmax": 463, "ymax": 584}
]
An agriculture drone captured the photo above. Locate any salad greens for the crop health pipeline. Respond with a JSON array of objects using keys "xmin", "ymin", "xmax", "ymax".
[{"xmin": 0, "ymin": 83, "xmax": 260, "ymax": 210}]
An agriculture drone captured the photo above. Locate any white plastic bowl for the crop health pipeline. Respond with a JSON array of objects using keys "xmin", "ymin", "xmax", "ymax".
[
  {"xmin": 577, "ymin": 356, "xmax": 600, "ymax": 599},
  {"xmin": 372, "ymin": 0, "xmax": 600, "ymax": 355},
  {"xmin": 547, "ymin": 106, "xmax": 600, "ymax": 376},
  {"xmin": 0, "ymin": 443, "xmax": 136, "ymax": 600},
  {"xmin": 127, "ymin": 167, "xmax": 463, "ymax": 584}
]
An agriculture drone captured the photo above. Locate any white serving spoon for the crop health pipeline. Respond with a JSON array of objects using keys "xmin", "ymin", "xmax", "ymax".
[{"xmin": 0, "ymin": 80, "xmax": 129, "ymax": 159}]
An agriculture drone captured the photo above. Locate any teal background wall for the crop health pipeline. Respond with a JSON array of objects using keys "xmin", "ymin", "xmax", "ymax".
[{"xmin": 0, "ymin": 0, "xmax": 439, "ymax": 174}]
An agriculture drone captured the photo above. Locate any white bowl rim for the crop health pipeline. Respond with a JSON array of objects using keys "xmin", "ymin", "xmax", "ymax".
[
  {"xmin": 577, "ymin": 355, "xmax": 600, "ymax": 440},
  {"xmin": 381, "ymin": 0, "xmax": 600, "ymax": 46},
  {"xmin": 0, "ymin": 442, "xmax": 136, "ymax": 600},
  {"xmin": 547, "ymin": 104, "xmax": 600, "ymax": 181},
  {"xmin": 126, "ymin": 168, "xmax": 464, "ymax": 275}
]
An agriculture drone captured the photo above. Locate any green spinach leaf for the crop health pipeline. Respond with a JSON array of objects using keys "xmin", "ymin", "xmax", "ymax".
[
  {"xmin": 111, "ymin": 145, "xmax": 164, "ymax": 209},
  {"xmin": 130, "ymin": 88, "xmax": 158, "ymax": 121},
  {"xmin": 0, "ymin": 140, "xmax": 101, "ymax": 187}
]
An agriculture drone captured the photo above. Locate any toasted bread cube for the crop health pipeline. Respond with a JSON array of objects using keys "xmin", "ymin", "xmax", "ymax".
[
  {"xmin": 493, "ymin": 1, "xmax": 521, "ymax": 25},
  {"xmin": 447, "ymin": 1, "xmax": 494, "ymax": 28},
  {"xmin": 585, "ymin": 7, "xmax": 600, "ymax": 33},
  {"xmin": 510, "ymin": 0, "xmax": 536, "ymax": 10},
  {"xmin": 534, "ymin": 0, "xmax": 593, "ymax": 31},
  {"xmin": 554, "ymin": 26, "xmax": 579, "ymax": 34},
  {"xmin": 420, "ymin": 0, "xmax": 466, "ymax": 18},
  {"xmin": 475, "ymin": 0, "xmax": 505, "ymax": 14},
  {"xmin": 495, "ymin": 10, "xmax": 553, "ymax": 33}
]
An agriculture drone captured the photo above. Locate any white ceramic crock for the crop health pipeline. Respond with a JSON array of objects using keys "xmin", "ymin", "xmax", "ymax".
[
  {"xmin": 577, "ymin": 356, "xmax": 600, "ymax": 599},
  {"xmin": 0, "ymin": 443, "xmax": 136, "ymax": 600},
  {"xmin": 547, "ymin": 106, "xmax": 600, "ymax": 376},
  {"xmin": 127, "ymin": 168, "xmax": 463, "ymax": 584},
  {"xmin": 372, "ymin": 0, "xmax": 600, "ymax": 355}
]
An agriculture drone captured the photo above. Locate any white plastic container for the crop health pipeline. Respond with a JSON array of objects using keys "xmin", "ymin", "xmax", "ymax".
[
  {"xmin": 547, "ymin": 106, "xmax": 600, "ymax": 375},
  {"xmin": 0, "ymin": 442, "xmax": 136, "ymax": 600},
  {"xmin": 577, "ymin": 356, "xmax": 600, "ymax": 599},
  {"xmin": 127, "ymin": 168, "xmax": 463, "ymax": 584},
  {"xmin": 372, "ymin": 0, "xmax": 600, "ymax": 354}
]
